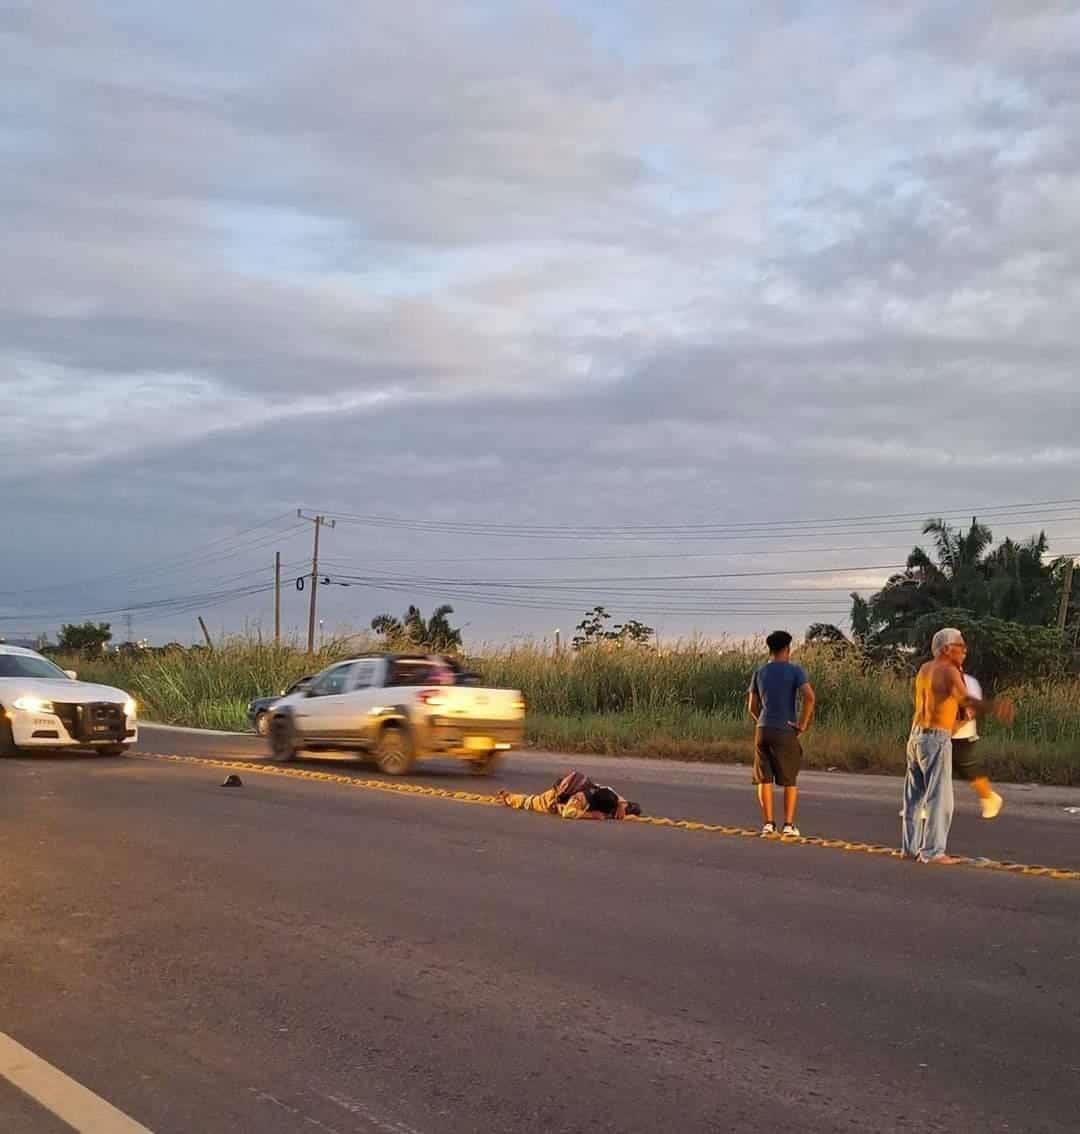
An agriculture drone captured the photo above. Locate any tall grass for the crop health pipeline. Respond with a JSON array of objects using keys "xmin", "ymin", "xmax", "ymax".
[
  {"xmin": 64, "ymin": 637, "xmax": 1080, "ymax": 783},
  {"xmin": 68, "ymin": 635, "xmax": 374, "ymax": 731}
]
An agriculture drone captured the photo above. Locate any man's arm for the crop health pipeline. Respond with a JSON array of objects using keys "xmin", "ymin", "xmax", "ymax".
[
  {"xmin": 748, "ymin": 689, "xmax": 762, "ymax": 723},
  {"xmin": 955, "ymin": 671, "xmax": 1015, "ymax": 726},
  {"xmin": 792, "ymin": 682, "xmax": 815, "ymax": 733}
]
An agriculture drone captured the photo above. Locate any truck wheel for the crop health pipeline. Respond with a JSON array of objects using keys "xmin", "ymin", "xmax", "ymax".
[
  {"xmin": 466, "ymin": 750, "xmax": 501, "ymax": 776},
  {"xmin": 269, "ymin": 715, "xmax": 298, "ymax": 763},
  {"xmin": 376, "ymin": 725, "xmax": 414, "ymax": 776},
  {"xmin": 96, "ymin": 744, "xmax": 127, "ymax": 757},
  {"xmin": 0, "ymin": 715, "xmax": 17, "ymax": 757}
]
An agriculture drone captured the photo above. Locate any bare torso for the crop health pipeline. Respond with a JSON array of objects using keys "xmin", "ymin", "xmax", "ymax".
[{"xmin": 911, "ymin": 658, "xmax": 965, "ymax": 732}]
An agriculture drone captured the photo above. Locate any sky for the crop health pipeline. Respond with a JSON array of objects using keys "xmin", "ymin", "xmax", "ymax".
[{"xmin": 3, "ymin": 1, "xmax": 1080, "ymax": 647}]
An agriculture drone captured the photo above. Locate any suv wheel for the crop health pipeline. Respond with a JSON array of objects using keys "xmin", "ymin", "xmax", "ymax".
[{"xmin": 0, "ymin": 715, "xmax": 17, "ymax": 757}]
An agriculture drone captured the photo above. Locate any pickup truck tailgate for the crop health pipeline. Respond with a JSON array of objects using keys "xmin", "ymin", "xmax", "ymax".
[{"xmin": 427, "ymin": 686, "xmax": 524, "ymax": 721}]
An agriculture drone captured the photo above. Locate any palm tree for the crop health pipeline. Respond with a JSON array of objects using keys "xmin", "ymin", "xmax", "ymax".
[{"xmin": 371, "ymin": 604, "xmax": 462, "ymax": 652}]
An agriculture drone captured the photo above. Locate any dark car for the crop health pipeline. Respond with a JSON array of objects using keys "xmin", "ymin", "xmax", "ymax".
[{"xmin": 248, "ymin": 675, "xmax": 314, "ymax": 736}]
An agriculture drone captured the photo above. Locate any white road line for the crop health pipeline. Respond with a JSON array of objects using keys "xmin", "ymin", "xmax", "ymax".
[{"xmin": 0, "ymin": 1033, "xmax": 153, "ymax": 1134}]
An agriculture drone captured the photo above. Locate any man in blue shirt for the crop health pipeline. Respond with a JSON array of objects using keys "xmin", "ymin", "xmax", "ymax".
[{"xmin": 747, "ymin": 630, "xmax": 816, "ymax": 837}]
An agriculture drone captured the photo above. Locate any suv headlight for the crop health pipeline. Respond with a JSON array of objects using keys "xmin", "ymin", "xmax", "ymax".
[
  {"xmin": 14, "ymin": 695, "xmax": 55, "ymax": 714},
  {"xmin": 124, "ymin": 698, "xmax": 138, "ymax": 717}
]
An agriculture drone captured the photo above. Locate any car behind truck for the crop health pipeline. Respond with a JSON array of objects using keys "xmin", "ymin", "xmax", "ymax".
[{"xmin": 266, "ymin": 654, "xmax": 525, "ymax": 775}]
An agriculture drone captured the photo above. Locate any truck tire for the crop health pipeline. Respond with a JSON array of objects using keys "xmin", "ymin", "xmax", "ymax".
[
  {"xmin": 95, "ymin": 744, "xmax": 127, "ymax": 757},
  {"xmin": 269, "ymin": 715, "xmax": 299, "ymax": 763},
  {"xmin": 375, "ymin": 724, "xmax": 414, "ymax": 776},
  {"xmin": 466, "ymin": 750, "xmax": 501, "ymax": 776}
]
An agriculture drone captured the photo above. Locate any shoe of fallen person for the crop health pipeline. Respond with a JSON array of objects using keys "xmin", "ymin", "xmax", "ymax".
[{"xmin": 980, "ymin": 791, "xmax": 1004, "ymax": 820}]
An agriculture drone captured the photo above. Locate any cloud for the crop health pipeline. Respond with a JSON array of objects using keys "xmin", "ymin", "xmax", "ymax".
[{"xmin": 2, "ymin": 1, "xmax": 1079, "ymax": 641}]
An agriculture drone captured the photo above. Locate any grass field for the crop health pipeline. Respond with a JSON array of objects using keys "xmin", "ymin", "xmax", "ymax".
[{"xmin": 64, "ymin": 638, "xmax": 1080, "ymax": 784}]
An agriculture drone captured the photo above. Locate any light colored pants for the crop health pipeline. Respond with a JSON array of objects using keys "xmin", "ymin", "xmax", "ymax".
[
  {"xmin": 502, "ymin": 788, "xmax": 558, "ymax": 814},
  {"xmin": 902, "ymin": 727, "xmax": 954, "ymax": 861}
]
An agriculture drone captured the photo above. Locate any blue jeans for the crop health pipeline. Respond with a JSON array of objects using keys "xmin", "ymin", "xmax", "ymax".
[{"xmin": 902, "ymin": 727, "xmax": 954, "ymax": 861}]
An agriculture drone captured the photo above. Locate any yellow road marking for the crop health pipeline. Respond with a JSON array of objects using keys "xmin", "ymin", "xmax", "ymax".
[
  {"xmin": 130, "ymin": 752, "xmax": 1080, "ymax": 883},
  {"xmin": 0, "ymin": 1032, "xmax": 154, "ymax": 1133}
]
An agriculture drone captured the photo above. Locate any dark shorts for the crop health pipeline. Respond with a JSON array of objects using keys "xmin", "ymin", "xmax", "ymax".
[
  {"xmin": 753, "ymin": 726, "xmax": 803, "ymax": 787},
  {"xmin": 951, "ymin": 738, "xmax": 986, "ymax": 782}
]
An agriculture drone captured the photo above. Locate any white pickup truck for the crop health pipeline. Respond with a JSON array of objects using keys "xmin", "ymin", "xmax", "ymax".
[{"xmin": 266, "ymin": 653, "xmax": 525, "ymax": 775}]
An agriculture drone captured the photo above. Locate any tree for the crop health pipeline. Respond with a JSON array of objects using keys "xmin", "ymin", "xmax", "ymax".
[
  {"xmin": 371, "ymin": 604, "xmax": 463, "ymax": 652},
  {"xmin": 805, "ymin": 622, "xmax": 851, "ymax": 646},
  {"xmin": 858, "ymin": 518, "xmax": 1066, "ymax": 645},
  {"xmin": 909, "ymin": 609, "xmax": 1067, "ymax": 687},
  {"xmin": 57, "ymin": 622, "xmax": 112, "ymax": 654},
  {"xmin": 810, "ymin": 520, "xmax": 1077, "ymax": 676},
  {"xmin": 572, "ymin": 606, "xmax": 655, "ymax": 650}
]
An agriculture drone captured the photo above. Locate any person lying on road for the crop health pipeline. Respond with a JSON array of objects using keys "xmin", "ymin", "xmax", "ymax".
[{"xmin": 496, "ymin": 771, "xmax": 642, "ymax": 820}]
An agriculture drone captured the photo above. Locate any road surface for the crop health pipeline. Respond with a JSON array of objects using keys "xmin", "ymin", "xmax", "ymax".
[{"xmin": 1, "ymin": 726, "xmax": 1078, "ymax": 1132}]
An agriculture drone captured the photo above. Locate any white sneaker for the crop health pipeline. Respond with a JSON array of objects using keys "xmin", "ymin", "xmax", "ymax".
[
  {"xmin": 980, "ymin": 791, "xmax": 1004, "ymax": 820},
  {"xmin": 760, "ymin": 822, "xmax": 777, "ymax": 837},
  {"xmin": 781, "ymin": 823, "xmax": 801, "ymax": 837}
]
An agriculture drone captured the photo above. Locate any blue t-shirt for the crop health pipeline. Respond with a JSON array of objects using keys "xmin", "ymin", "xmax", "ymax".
[{"xmin": 749, "ymin": 661, "xmax": 809, "ymax": 730}]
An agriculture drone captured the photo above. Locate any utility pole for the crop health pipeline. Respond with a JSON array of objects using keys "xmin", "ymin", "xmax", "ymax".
[
  {"xmin": 197, "ymin": 616, "xmax": 214, "ymax": 650},
  {"xmin": 1057, "ymin": 558, "xmax": 1075, "ymax": 631},
  {"xmin": 298, "ymin": 510, "xmax": 335, "ymax": 654},
  {"xmin": 274, "ymin": 552, "xmax": 282, "ymax": 645}
]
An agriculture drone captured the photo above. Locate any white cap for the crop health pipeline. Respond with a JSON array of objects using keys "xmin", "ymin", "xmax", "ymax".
[{"xmin": 931, "ymin": 627, "xmax": 964, "ymax": 656}]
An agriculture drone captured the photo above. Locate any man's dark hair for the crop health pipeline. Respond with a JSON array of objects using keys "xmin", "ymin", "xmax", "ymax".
[
  {"xmin": 766, "ymin": 630, "xmax": 793, "ymax": 655},
  {"xmin": 625, "ymin": 801, "xmax": 642, "ymax": 817},
  {"xmin": 588, "ymin": 786, "xmax": 621, "ymax": 815}
]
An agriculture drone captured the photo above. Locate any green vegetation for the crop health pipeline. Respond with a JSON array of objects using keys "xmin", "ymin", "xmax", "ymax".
[
  {"xmin": 57, "ymin": 621, "xmax": 113, "ymax": 654},
  {"xmin": 810, "ymin": 517, "xmax": 1079, "ymax": 674},
  {"xmin": 371, "ymin": 605, "xmax": 463, "ymax": 652},
  {"xmin": 64, "ymin": 637, "xmax": 1080, "ymax": 784}
]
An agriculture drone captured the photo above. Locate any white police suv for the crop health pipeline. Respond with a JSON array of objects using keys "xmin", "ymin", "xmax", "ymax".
[{"xmin": 0, "ymin": 645, "xmax": 138, "ymax": 756}]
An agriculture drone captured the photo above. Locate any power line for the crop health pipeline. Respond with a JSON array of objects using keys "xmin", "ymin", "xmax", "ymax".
[
  {"xmin": 316, "ymin": 524, "xmax": 1080, "ymax": 567},
  {"xmin": 305, "ymin": 496, "xmax": 1080, "ymax": 540}
]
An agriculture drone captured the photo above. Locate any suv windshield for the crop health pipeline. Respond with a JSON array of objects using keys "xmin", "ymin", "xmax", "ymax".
[{"xmin": 0, "ymin": 654, "xmax": 70, "ymax": 680}]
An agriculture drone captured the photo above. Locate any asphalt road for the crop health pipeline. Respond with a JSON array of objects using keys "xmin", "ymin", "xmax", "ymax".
[{"xmin": 2, "ymin": 728, "xmax": 1078, "ymax": 1132}]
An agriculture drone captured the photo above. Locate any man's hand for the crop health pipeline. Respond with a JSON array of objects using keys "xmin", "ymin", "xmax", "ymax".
[{"xmin": 788, "ymin": 721, "xmax": 804, "ymax": 734}]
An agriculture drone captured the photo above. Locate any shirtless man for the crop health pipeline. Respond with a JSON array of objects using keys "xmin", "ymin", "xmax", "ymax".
[{"xmin": 903, "ymin": 628, "xmax": 1014, "ymax": 863}]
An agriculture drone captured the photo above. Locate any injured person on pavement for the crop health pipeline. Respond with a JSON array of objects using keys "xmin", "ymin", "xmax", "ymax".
[{"xmin": 497, "ymin": 771, "xmax": 642, "ymax": 820}]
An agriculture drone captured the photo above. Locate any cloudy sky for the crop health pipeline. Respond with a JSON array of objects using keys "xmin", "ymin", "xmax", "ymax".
[{"xmin": 3, "ymin": 1, "xmax": 1080, "ymax": 647}]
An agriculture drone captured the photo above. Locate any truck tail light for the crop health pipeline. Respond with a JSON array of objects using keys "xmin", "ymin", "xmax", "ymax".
[{"xmin": 417, "ymin": 689, "xmax": 447, "ymax": 708}]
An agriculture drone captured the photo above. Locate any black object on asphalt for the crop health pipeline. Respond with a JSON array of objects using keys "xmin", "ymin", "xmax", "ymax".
[{"xmin": 221, "ymin": 774, "xmax": 243, "ymax": 788}]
